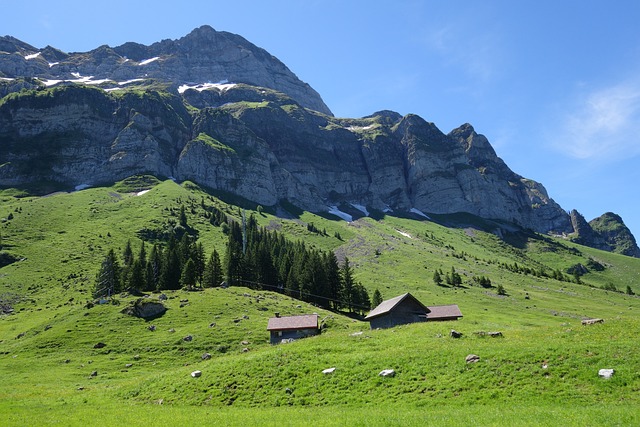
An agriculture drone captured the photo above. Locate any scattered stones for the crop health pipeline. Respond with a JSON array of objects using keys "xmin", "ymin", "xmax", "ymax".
[
  {"xmin": 242, "ymin": 315, "xmax": 249, "ymax": 320},
  {"xmin": 125, "ymin": 363, "xmax": 133, "ymax": 368},
  {"xmin": 350, "ymin": 331, "xmax": 363, "ymax": 336},
  {"xmin": 191, "ymin": 370, "xmax": 202, "ymax": 378},
  {"xmin": 168, "ymin": 328, "xmax": 175, "ymax": 333},
  {"xmin": 93, "ymin": 342, "xmax": 107, "ymax": 349},
  {"xmin": 158, "ymin": 294, "xmax": 168, "ymax": 301},
  {"xmin": 322, "ymin": 367, "xmax": 336, "ymax": 374},
  {"xmin": 488, "ymin": 331, "xmax": 503, "ymax": 338},
  {"xmin": 44, "ymin": 324, "xmax": 52, "ymax": 331},
  {"xmin": 90, "ymin": 371, "xmax": 98, "ymax": 377},
  {"xmin": 63, "ymin": 359, "xmax": 71, "ymax": 364},
  {"xmin": 77, "ymin": 386, "xmax": 85, "ymax": 391},
  {"xmin": 450, "ymin": 330, "xmax": 463, "ymax": 339},
  {"xmin": 285, "ymin": 387, "xmax": 293, "ymax": 394},
  {"xmin": 183, "ymin": 335, "xmax": 193, "ymax": 342},
  {"xmin": 242, "ymin": 347, "xmax": 249, "ymax": 353},
  {"xmin": 465, "ymin": 354, "xmax": 480, "ymax": 364},
  {"xmin": 133, "ymin": 354, "xmax": 141, "ymax": 360},
  {"xmin": 233, "ymin": 319, "xmax": 242, "ymax": 323},
  {"xmin": 15, "ymin": 332, "xmax": 25, "ymax": 339},
  {"xmin": 582, "ymin": 318, "xmax": 604, "ymax": 325},
  {"xmin": 598, "ymin": 368, "xmax": 614, "ymax": 379},
  {"xmin": 379, "ymin": 369, "xmax": 396, "ymax": 377},
  {"xmin": 209, "ymin": 322, "xmax": 216, "ymax": 328},
  {"xmin": 148, "ymin": 325, "xmax": 156, "ymax": 332},
  {"xmin": 241, "ymin": 340, "xmax": 249, "ymax": 345},
  {"xmin": 202, "ymin": 353, "xmax": 212, "ymax": 360}
]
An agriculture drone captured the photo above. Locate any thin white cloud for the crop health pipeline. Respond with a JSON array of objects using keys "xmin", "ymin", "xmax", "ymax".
[
  {"xmin": 421, "ymin": 24, "xmax": 502, "ymax": 84},
  {"xmin": 555, "ymin": 81, "xmax": 640, "ymax": 160}
]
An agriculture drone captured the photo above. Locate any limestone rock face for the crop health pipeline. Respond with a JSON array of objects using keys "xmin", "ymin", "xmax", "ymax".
[
  {"xmin": 1, "ymin": 26, "xmax": 636, "ymax": 252},
  {"xmin": 0, "ymin": 26, "xmax": 331, "ymax": 116}
]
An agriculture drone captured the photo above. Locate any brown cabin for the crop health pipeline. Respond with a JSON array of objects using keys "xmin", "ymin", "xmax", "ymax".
[
  {"xmin": 365, "ymin": 293, "xmax": 463, "ymax": 329},
  {"xmin": 267, "ymin": 313, "xmax": 320, "ymax": 344},
  {"xmin": 365, "ymin": 293, "xmax": 429, "ymax": 329}
]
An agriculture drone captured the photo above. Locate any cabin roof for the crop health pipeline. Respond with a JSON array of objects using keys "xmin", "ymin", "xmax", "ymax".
[
  {"xmin": 426, "ymin": 304, "xmax": 463, "ymax": 319},
  {"xmin": 365, "ymin": 293, "xmax": 430, "ymax": 320},
  {"xmin": 267, "ymin": 314, "xmax": 319, "ymax": 331}
]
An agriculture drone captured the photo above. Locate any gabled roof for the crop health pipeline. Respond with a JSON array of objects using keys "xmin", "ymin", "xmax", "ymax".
[
  {"xmin": 426, "ymin": 304, "xmax": 463, "ymax": 319},
  {"xmin": 267, "ymin": 314, "xmax": 319, "ymax": 331},
  {"xmin": 365, "ymin": 293, "xmax": 430, "ymax": 320}
]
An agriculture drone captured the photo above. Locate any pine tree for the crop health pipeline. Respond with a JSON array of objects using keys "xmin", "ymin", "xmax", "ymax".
[
  {"xmin": 372, "ymin": 288, "xmax": 383, "ymax": 308},
  {"xmin": 94, "ymin": 249, "xmax": 121, "ymax": 298},
  {"xmin": 122, "ymin": 239, "xmax": 134, "ymax": 267},
  {"xmin": 194, "ymin": 242, "xmax": 206, "ymax": 285},
  {"xmin": 324, "ymin": 252, "xmax": 342, "ymax": 310},
  {"xmin": 433, "ymin": 270, "xmax": 443, "ymax": 286},
  {"xmin": 145, "ymin": 244, "xmax": 162, "ymax": 292},
  {"xmin": 180, "ymin": 258, "xmax": 197, "ymax": 290},
  {"xmin": 128, "ymin": 258, "xmax": 146, "ymax": 293},
  {"xmin": 340, "ymin": 257, "xmax": 356, "ymax": 312},
  {"xmin": 203, "ymin": 249, "xmax": 223, "ymax": 288}
]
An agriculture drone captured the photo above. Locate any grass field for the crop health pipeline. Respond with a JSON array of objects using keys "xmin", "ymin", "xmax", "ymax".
[{"xmin": 1, "ymin": 178, "xmax": 639, "ymax": 425}]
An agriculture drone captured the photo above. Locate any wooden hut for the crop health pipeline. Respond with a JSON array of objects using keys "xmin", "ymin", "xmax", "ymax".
[
  {"xmin": 267, "ymin": 313, "xmax": 320, "ymax": 344},
  {"xmin": 365, "ymin": 293, "xmax": 430, "ymax": 329}
]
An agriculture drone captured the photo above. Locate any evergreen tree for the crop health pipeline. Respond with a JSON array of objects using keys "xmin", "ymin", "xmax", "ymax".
[
  {"xmin": 372, "ymin": 288, "xmax": 383, "ymax": 308},
  {"xmin": 194, "ymin": 242, "xmax": 206, "ymax": 285},
  {"xmin": 179, "ymin": 204, "xmax": 188, "ymax": 228},
  {"xmin": 433, "ymin": 270, "xmax": 443, "ymax": 286},
  {"xmin": 128, "ymin": 258, "xmax": 146, "ymax": 293},
  {"xmin": 324, "ymin": 252, "xmax": 342, "ymax": 309},
  {"xmin": 145, "ymin": 244, "xmax": 162, "ymax": 292},
  {"xmin": 122, "ymin": 239, "xmax": 134, "ymax": 267},
  {"xmin": 626, "ymin": 285, "xmax": 634, "ymax": 295},
  {"xmin": 159, "ymin": 242, "xmax": 181, "ymax": 290},
  {"xmin": 352, "ymin": 282, "xmax": 371, "ymax": 314},
  {"xmin": 94, "ymin": 249, "xmax": 121, "ymax": 298},
  {"xmin": 180, "ymin": 258, "xmax": 198, "ymax": 290},
  {"xmin": 203, "ymin": 248, "xmax": 223, "ymax": 288},
  {"xmin": 340, "ymin": 257, "xmax": 356, "ymax": 312}
]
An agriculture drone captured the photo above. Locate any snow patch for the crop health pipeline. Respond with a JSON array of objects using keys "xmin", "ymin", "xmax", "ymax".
[
  {"xmin": 410, "ymin": 208, "xmax": 431, "ymax": 219},
  {"xmin": 327, "ymin": 206, "xmax": 352, "ymax": 222},
  {"xmin": 74, "ymin": 184, "xmax": 91, "ymax": 191},
  {"xmin": 350, "ymin": 203, "xmax": 369, "ymax": 216},
  {"xmin": 383, "ymin": 206, "xmax": 393, "ymax": 213},
  {"xmin": 136, "ymin": 189, "xmax": 150, "ymax": 196},
  {"xmin": 48, "ymin": 62, "xmax": 59, "ymax": 68},
  {"xmin": 118, "ymin": 78, "xmax": 144, "ymax": 86},
  {"xmin": 0, "ymin": 77, "xmax": 15, "ymax": 82},
  {"xmin": 138, "ymin": 57, "xmax": 159, "ymax": 66},
  {"xmin": 347, "ymin": 125, "xmax": 374, "ymax": 132},
  {"xmin": 396, "ymin": 230, "xmax": 413, "ymax": 239},
  {"xmin": 178, "ymin": 81, "xmax": 237, "ymax": 94},
  {"xmin": 41, "ymin": 79, "xmax": 62, "ymax": 87},
  {"xmin": 25, "ymin": 52, "xmax": 41, "ymax": 60}
]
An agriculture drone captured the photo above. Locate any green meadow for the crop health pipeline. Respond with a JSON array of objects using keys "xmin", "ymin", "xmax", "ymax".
[{"xmin": 1, "ymin": 178, "xmax": 639, "ymax": 426}]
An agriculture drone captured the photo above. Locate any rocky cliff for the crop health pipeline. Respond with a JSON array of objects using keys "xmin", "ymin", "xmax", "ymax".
[{"xmin": 0, "ymin": 27, "xmax": 637, "ymax": 256}]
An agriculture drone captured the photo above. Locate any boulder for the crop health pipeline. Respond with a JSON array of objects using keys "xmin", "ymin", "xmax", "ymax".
[
  {"xmin": 465, "ymin": 354, "xmax": 480, "ymax": 364},
  {"xmin": 191, "ymin": 370, "xmax": 202, "ymax": 378},
  {"xmin": 598, "ymin": 368, "xmax": 614, "ymax": 379},
  {"xmin": 582, "ymin": 318, "xmax": 604, "ymax": 325},
  {"xmin": 379, "ymin": 369, "xmax": 396, "ymax": 377},
  {"xmin": 183, "ymin": 335, "xmax": 193, "ymax": 342},
  {"xmin": 322, "ymin": 367, "xmax": 336, "ymax": 374},
  {"xmin": 93, "ymin": 342, "xmax": 106, "ymax": 349},
  {"xmin": 450, "ymin": 330, "xmax": 463, "ymax": 338},
  {"xmin": 121, "ymin": 299, "xmax": 167, "ymax": 319},
  {"xmin": 488, "ymin": 331, "xmax": 503, "ymax": 337},
  {"xmin": 201, "ymin": 352, "xmax": 212, "ymax": 360}
]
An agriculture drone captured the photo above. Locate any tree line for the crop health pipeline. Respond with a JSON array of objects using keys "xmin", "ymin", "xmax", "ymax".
[{"xmin": 94, "ymin": 209, "xmax": 371, "ymax": 314}]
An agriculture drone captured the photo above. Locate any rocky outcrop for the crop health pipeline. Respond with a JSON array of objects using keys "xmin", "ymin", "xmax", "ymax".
[
  {"xmin": 0, "ymin": 26, "xmax": 636, "ymax": 253},
  {"xmin": 0, "ymin": 25, "xmax": 331, "ymax": 115}
]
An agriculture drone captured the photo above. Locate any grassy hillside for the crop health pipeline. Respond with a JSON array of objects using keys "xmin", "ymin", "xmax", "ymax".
[{"xmin": 1, "ymin": 178, "xmax": 640, "ymax": 426}]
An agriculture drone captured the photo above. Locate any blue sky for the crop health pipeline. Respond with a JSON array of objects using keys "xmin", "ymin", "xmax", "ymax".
[{"xmin": 3, "ymin": 0, "xmax": 640, "ymax": 239}]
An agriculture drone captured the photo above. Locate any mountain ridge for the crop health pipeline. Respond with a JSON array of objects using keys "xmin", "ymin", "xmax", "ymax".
[{"xmin": 0, "ymin": 27, "xmax": 637, "ymax": 257}]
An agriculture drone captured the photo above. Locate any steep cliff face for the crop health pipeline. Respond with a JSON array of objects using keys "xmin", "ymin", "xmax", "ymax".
[
  {"xmin": 0, "ymin": 27, "xmax": 637, "ymax": 254},
  {"xmin": 0, "ymin": 25, "xmax": 331, "ymax": 115}
]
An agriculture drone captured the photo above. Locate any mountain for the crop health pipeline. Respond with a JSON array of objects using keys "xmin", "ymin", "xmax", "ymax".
[{"xmin": 0, "ymin": 27, "xmax": 637, "ymax": 256}]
